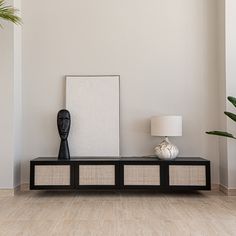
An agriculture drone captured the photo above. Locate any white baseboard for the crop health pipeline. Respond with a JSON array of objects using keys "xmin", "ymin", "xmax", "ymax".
[
  {"xmin": 19, "ymin": 183, "xmax": 29, "ymax": 191},
  {"xmin": 219, "ymin": 184, "xmax": 236, "ymax": 196},
  {"xmin": 211, "ymin": 184, "xmax": 219, "ymax": 191},
  {"xmin": 0, "ymin": 183, "xmax": 29, "ymax": 197},
  {"xmin": 0, "ymin": 189, "xmax": 14, "ymax": 197}
]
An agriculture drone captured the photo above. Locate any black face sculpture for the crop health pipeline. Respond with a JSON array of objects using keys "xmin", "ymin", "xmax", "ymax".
[
  {"xmin": 57, "ymin": 109, "xmax": 71, "ymax": 140},
  {"xmin": 57, "ymin": 109, "xmax": 71, "ymax": 160}
]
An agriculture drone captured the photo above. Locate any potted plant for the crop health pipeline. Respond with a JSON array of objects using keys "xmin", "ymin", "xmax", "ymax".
[
  {"xmin": 206, "ymin": 96, "xmax": 236, "ymax": 139},
  {"xmin": 0, "ymin": 0, "xmax": 21, "ymax": 26}
]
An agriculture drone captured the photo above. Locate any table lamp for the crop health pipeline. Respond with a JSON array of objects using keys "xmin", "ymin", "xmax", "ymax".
[{"xmin": 151, "ymin": 115, "xmax": 182, "ymax": 160}]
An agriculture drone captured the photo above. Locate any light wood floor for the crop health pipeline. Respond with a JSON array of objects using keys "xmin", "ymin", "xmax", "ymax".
[{"xmin": 0, "ymin": 190, "xmax": 236, "ymax": 235}]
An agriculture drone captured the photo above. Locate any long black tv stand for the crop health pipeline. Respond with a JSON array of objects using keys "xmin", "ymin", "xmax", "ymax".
[{"xmin": 30, "ymin": 156, "xmax": 211, "ymax": 191}]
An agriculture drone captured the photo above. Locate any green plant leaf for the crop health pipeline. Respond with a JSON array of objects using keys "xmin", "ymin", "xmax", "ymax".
[
  {"xmin": 224, "ymin": 111, "xmax": 236, "ymax": 122},
  {"xmin": 206, "ymin": 131, "xmax": 236, "ymax": 139},
  {"xmin": 0, "ymin": 0, "xmax": 21, "ymax": 27},
  {"xmin": 228, "ymin": 96, "xmax": 236, "ymax": 108}
]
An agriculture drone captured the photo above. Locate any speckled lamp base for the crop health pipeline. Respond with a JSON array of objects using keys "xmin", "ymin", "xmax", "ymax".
[{"xmin": 154, "ymin": 137, "xmax": 179, "ymax": 160}]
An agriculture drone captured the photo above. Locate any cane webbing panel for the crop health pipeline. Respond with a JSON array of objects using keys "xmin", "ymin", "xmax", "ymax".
[
  {"xmin": 79, "ymin": 165, "xmax": 115, "ymax": 185},
  {"xmin": 124, "ymin": 165, "xmax": 160, "ymax": 185},
  {"xmin": 35, "ymin": 165, "xmax": 70, "ymax": 186},
  {"xmin": 169, "ymin": 165, "xmax": 206, "ymax": 186}
]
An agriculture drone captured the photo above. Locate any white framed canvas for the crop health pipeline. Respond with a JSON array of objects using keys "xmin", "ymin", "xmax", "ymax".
[{"xmin": 66, "ymin": 75, "xmax": 120, "ymax": 157}]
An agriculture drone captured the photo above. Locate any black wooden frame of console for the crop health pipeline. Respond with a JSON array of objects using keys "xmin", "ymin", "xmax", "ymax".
[
  {"xmin": 30, "ymin": 159, "xmax": 211, "ymax": 191},
  {"xmin": 119, "ymin": 161, "xmax": 163, "ymax": 190},
  {"xmin": 30, "ymin": 161, "xmax": 76, "ymax": 190},
  {"xmin": 75, "ymin": 161, "xmax": 120, "ymax": 190},
  {"xmin": 163, "ymin": 161, "xmax": 211, "ymax": 191}
]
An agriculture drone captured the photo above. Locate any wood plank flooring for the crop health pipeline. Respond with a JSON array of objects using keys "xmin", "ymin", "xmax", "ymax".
[{"xmin": 0, "ymin": 190, "xmax": 236, "ymax": 235}]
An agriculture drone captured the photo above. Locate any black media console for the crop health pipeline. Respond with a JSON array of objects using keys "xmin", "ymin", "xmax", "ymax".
[{"xmin": 30, "ymin": 157, "xmax": 211, "ymax": 191}]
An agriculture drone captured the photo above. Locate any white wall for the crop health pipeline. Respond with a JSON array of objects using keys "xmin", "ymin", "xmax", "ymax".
[
  {"xmin": 13, "ymin": 0, "xmax": 22, "ymax": 188},
  {"xmin": 217, "ymin": 0, "xmax": 228, "ymax": 187},
  {"xmin": 22, "ymin": 0, "xmax": 220, "ymax": 184},
  {"xmin": 225, "ymin": 0, "xmax": 236, "ymax": 188},
  {"xmin": 0, "ymin": 18, "xmax": 14, "ymax": 188},
  {"xmin": 0, "ymin": 0, "xmax": 22, "ymax": 189}
]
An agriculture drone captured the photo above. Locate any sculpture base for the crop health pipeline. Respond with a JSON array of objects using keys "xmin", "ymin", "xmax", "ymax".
[
  {"xmin": 154, "ymin": 137, "xmax": 179, "ymax": 160},
  {"xmin": 58, "ymin": 140, "xmax": 70, "ymax": 160}
]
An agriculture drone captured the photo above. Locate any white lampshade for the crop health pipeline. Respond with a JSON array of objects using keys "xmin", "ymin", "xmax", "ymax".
[{"xmin": 151, "ymin": 115, "xmax": 182, "ymax": 137}]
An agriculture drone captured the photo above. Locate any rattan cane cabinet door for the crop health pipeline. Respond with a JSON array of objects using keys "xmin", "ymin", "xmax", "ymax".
[
  {"xmin": 123, "ymin": 165, "xmax": 160, "ymax": 186},
  {"xmin": 34, "ymin": 165, "xmax": 71, "ymax": 186},
  {"xmin": 78, "ymin": 165, "xmax": 116, "ymax": 186},
  {"xmin": 169, "ymin": 165, "xmax": 206, "ymax": 186}
]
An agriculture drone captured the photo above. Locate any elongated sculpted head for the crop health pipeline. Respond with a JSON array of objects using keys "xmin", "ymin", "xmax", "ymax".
[{"xmin": 57, "ymin": 109, "xmax": 71, "ymax": 140}]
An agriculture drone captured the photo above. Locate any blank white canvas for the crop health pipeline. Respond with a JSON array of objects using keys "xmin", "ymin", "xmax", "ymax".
[{"xmin": 66, "ymin": 76, "xmax": 120, "ymax": 157}]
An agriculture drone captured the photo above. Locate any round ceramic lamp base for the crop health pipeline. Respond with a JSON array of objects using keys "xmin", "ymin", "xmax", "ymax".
[{"xmin": 154, "ymin": 137, "xmax": 179, "ymax": 160}]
